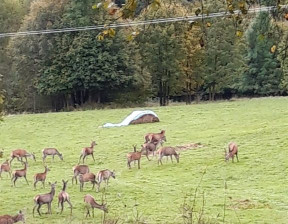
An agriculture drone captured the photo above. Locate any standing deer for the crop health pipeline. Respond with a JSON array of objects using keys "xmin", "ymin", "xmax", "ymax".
[
  {"xmin": 225, "ymin": 142, "xmax": 239, "ymax": 162},
  {"xmin": 11, "ymin": 162, "xmax": 29, "ymax": 186},
  {"xmin": 127, "ymin": 145, "xmax": 149, "ymax": 169},
  {"xmin": 33, "ymin": 181, "xmax": 57, "ymax": 216},
  {"xmin": 33, "ymin": 166, "xmax": 50, "ymax": 189},
  {"xmin": 158, "ymin": 147, "xmax": 180, "ymax": 165},
  {"xmin": 0, "ymin": 159, "xmax": 11, "ymax": 178},
  {"xmin": 79, "ymin": 173, "xmax": 97, "ymax": 192},
  {"xmin": 42, "ymin": 148, "xmax": 63, "ymax": 162},
  {"xmin": 58, "ymin": 180, "xmax": 72, "ymax": 215},
  {"xmin": 10, "ymin": 149, "xmax": 36, "ymax": 165},
  {"xmin": 141, "ymin": 138, "xmax": 165, "ymax": 159},
  {"xmin": 72, "ymin": 164, "xmax": 90, "ymax": 184},
  {"xmin": 0, "ymin": 210, "xmax": 25, "ymax": 223},
  {"xmin": 78, "ymin": 141, "xmax": 97, "ymax": 164},
  {"xmin": 83, "ymin": 194, "xmax": 108, "ymax": 217},
  {"xmin": 96, "ymin": 169, "xmax": 115, "ymax": 192},
  {"xmin": 144, "ymin": 130, "xmax": 166, "ymax": 143}
]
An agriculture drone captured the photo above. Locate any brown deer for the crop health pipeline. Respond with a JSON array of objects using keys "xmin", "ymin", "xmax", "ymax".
[
  {"xmin": 83, "ymin": 194, "xmax": 108, "ymax": 217},
  {"xmin": 58, "ymin": 180, "xmax": 72, "ymax": 215},
  {"xmin": 33, "ymin": 166, "xmax": 50, "ymax": 189},
  {"xmin": 96, "ymin": 169, "xmax": 115, "ymax": 192},
  {"xmin": 42, "ymin": 148, "xmax": 63, "ymax": 162},
  {"xmin": 127, "ymin": 145, "xmax": 149, "ymax": 169},
  {"xmin": 144, "ymin": 130, "xmax": 166, "ymax": 143},
  {"xmin": 72, "ymin": 164, "xmax": 90, "ymax": 184},
  {"xmin": 0, "ymin": 210, "xmax": 25, "ymax": 223},
  {"xmin": 78, "ymin": 141, "xmax": 97, "ymax": 164},
  {"xmin": 0, "ymin": 159, "xmax": 11, "ymax": 178},
  {"xmin": 79, "ymin": 173, "xmax": 97, "ymax": 192},
  {"xmin": 225, "ymin": 142, "xmax": 239, "ymax": 162},
  {"xmin": 141, "ymin": 138, "xmax": 165, "ymax": 159},
  {"xmin": 33, "ymin": 181, "xmax": 57, "ymax": 217},
  {"xmin": 158, "ymin": 147, "xmax": 180, "ymax": 165},
  {"xmin": 11, "ymin": 162, "xmax": 29, "ymax": 186},
  {"xmin": 10, "ymin": 149, "xmax": 36, "ymax": 165}
]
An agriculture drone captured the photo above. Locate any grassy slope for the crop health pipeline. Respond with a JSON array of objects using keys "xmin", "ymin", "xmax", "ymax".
[{"xmin": 0, "ymin": 97, "xmax": 287, "ymax": 224}]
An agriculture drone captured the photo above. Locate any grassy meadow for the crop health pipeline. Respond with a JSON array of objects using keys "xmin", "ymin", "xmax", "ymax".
[{"xmin": 0, "ymin": 97, "xmax": 288, "ymax": 224}]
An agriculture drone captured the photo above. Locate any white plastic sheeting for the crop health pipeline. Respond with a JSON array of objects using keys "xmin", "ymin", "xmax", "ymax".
[{"xmin": 102, "ymin": 110, "xmax": 158, "ymax": 128}]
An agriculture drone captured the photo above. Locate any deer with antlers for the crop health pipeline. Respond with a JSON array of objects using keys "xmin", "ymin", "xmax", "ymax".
[
  {"xmin": 225, "ymin": 142, "xmax": 239, "ymax": 162},
  {"xmin": 0, "ymin": 210, "xmax": 25, "ymax": 223},
  {"xmin": 96, "ymin": 169, "xmax": 115, "ymax": 192},
  {"xmin": 144, "ymin": 130, "xmax": 166, "ymax": 144},
  {"xmin": 157, "ymin": 146, "xmax": 180, "ymax": 165},
  {"xmin": 0, "ymin": 159, "xmax": 11, "ymax": 178},
  {"xmin": 42, "ymin": 148, "xmax": 63, "ymax": 162},
  {"xmin": 79, "ymin": 173, "xmax": 97, "ymax": 192},
  {"xmin": 78, "ymin": 141, "xmax": 97, "ymax": 164},
  {"xmin": 10, "ymin": 149, "xmax": 36, "ymax": 165},
  {"xmin": 33, "ymin": 181, "xmax": 57, "ymax": 216},
  {"xmin": 11, "ymin": 162, "xmax": 29, "ymax": 187},
  {"xmin": 72, "ymin": 164, "xmax": 90, "ymax": 184},
  {"xmin": 58, "ymin": 180, "xmax": 72, "ymax": 215},
  {"xmin": 83, "ymin": 194, "xmax": 108, "ymax": 217},
  {"xmin": 33, "ymin": 166, "xmax": 50, "ymax": 189},
  {"xmin": 127, "ymin": 145, "xmax": 149, "ymax": 169}
]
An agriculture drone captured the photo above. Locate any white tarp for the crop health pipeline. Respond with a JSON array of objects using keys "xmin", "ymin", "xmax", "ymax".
[{"xmin": 102, "ymin": 110, "xmax": 158, "ymax": 128}]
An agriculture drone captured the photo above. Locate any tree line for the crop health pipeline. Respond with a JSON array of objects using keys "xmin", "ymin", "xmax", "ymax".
[{"xmin": 0, "ymin": 0, "xmax": 288, "ymax": 113}]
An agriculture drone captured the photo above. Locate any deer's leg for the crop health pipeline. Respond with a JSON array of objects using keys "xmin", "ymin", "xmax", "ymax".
[
  {"xmin": 8, "ymin": 170, "xmax": 11, "ymax": 178},
  {"xmin": 92, "ymin": 207, "xmax": 95, "ymax": 218},
  {"xmin": 60, "ymin": 201, "xmax": 64, "ymax": 214},
  {"xmin": 80, "ymin": 182, "xmax": 83, "ymax": 192},
  {"xmin": 42, "ymin": 154, "xmax": 46, "ymax": 162},
  {"xmin": 34, "ymin": 180, "xmax": 38, "ymax": 189},
  {"xmin": 24, "ymin": 175, "xmax": 29, "ymax": 185},
  {"xmin": 158, "ymin": 155, "xmax": 163, "ymax": 165},
  {"xmin": 232, "ymin": 155, "xmax": 234, "ymax": 163},
  {"xmin": 91, "ymin": 181, "xmax": 95, "ymax": 190},
  {"xmin": 78, "ymin": 155, "xmax": 83, "ymax": 164},
  {"xmin": 0, "ymin": 170, "xmax": 2, "ymax": 178},
  {"xmin": 37, "ymin": 204, "xmax": 42, "ymax": 216},
  {"xmin": 86, "ymin": 207, "xmax": 90, "ymax": 218},
  {"xmin": 236, "ymin": 153, "xmax": 239, "ymax": 162},
  {"xmin": 49, "ymin": 202, "xmax": 52, "ymax": 214},
  {"xmin": 25, "ymin": 156, "xmax": 28, "ymax": 163},
  {"xmin": 91, "ymin": 153, "xmax": 95, "ymax": 162},
  {"xmin": 127, "ymin": 161, "xmax": 131, "ymax": 169},
  {"xmin": 170, "ymin": 155, "xmax": 173, "ymax": 163},
  {"xmin": 67, "ymin": 200, "xmax": 73, "ymax": 215},
  {"xmin": 42, "ymin": 180, "xmax": 45, "ymax": 188},
  {"xmin": 145, "ymin": 149, "xmax": 150, "ymax": 161},
  {"xmin": 52, "ymin": 155, "xmax": 55, "ymax": 162},
  {"xmin": 9, "ymin": 157, "xmax": 14, "ymax": 165},
  {"xmin": 13, "ymin": 177, "xmax": 18, "ymax": 186},
  {"xmin": 82, "ymin": 155, "xmax": 87, "ymax": 164}
]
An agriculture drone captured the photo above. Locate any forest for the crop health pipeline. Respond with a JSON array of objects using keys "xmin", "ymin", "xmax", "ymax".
[{"xmin": 0, "ymin": 0, "xmax": 288, "ymax": 113}]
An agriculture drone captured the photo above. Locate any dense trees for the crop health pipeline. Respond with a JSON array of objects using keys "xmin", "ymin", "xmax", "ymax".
[{"xmin": 1, "ymin": 0, "xmax": 288, "ymax": 112}]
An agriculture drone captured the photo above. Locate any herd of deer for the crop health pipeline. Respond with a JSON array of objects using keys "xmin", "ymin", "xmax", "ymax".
[{"xmin": 0, "ymin": 129, "xmax": 239, "ymax": 223}]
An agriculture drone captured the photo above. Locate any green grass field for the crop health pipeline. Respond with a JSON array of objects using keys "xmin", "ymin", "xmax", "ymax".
[{"xmin": 0, "ymin": 97, "xmax": 288, "ymax": 224}]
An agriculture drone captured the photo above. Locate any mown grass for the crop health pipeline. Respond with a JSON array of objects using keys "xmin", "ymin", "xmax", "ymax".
[{"xmin": 0, "ymin": 97, "xmax": 288, "ymax": 224}]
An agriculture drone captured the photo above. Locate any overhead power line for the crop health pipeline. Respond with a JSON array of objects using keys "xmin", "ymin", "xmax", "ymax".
[{"xmin": 0, "ymin": 5, "xmax": 286, "ymax": 38}]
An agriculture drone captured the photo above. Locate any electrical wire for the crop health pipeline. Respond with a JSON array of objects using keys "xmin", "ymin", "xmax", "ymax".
[{"xmin": 0, "ymin": 5, "xmax": 285, "ymax": 38}]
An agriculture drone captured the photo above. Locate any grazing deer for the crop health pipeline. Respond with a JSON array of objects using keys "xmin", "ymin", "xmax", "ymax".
[
  {"xmin": 96, "ymin": 169, "xmax": 115, "ymax": 192},
  {"xmin": 225, "ymin": 142, "xmax": 239, "ymax": 162},
  {"xmin": 84, "ymin": 194, "xmax": 108, "ymax": 217},
  {"xmin": 58, "ymin": 180, "xmax": 72, "ymax": 215},
  {"xmin": 141, "ymin": 138, "xmax": 165, "ymax": 159},
  {"xmin": 158, "ymin": 147, "xmax": 180, "ymax": 165},
  {"xmin": 0, "ymin": 159, "xmax": 11, "ymax": 178},
  {"xmin": 33, "ymin": 181, "xmax": 57, "ymax": 216},
  {"xmin": 72, "ymin": 164, "xmax": 90, "ymax": 184},
  {"xmin": 78, "ymin": 141, "xmax": 97, "ymax": 164},
  {"xmin": 33, "ymin": 166, "xmax": 50, "ymax": 189},
  {"xmin": 79, "ymin": 173, "xmax": 97, "ymax": 192},
  {"xmin": 0, "ymin": 210, "xmax": 25, "ymax": 223},
  {"xmin": 11, "ymin": 162, "xmax": 29, "ymax": 186},
  {"xmin": 10, "ymin": 149, "xmax": 36, "ymax": 165},
  {"xmin": 144, "ymin": 130, "xmax": 166, "ymax": 143},
  {"xmin": 42, "ymin": 148, "xmax": 63, "ymax": 162},
  {"xmin": 127, "ymin": 145, "xmax": 149, "ymax": 169}
]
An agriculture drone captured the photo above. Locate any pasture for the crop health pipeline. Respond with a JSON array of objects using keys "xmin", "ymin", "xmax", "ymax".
[{"xmin": 0, "ymin": 97, "xmax": 288, "ymax": 224}]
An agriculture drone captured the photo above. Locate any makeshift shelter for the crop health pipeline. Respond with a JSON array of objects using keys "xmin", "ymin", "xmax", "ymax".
[{"xmin": 102, "ymin": 110, "xmax": 159, "ymax": 128}]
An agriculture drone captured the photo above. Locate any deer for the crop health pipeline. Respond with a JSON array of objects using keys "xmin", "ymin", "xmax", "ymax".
[
  {"xmin": 10, "ymin": 149, "xmax": 36, "ymax": 165},
  {"xmin": 11, "ymin": 162, "xmax": 29, "ymax": 187},
  {"xmin": 96, "ymin": 169, "xmax": 115, "ymax": 192},
  {"xmin": 127, "ymin": 145, "xmax": 149, "ymax": 169},
  {"xmin": 83, "ymin": 194, "xmax": 108, "ymax": 218},
  {"xmin": 144, "ymin": 130, "xmax": 166, "ymax": 144},
  {"xmin": 0, "ymin": 210, "xmax": 25, "ymax": 223},
  {"xmin": 141, "ymin": 138, "xmax": 165, "ymax": 159},
  {"xmin": 158, "ymin": 146, "xmax": 180, "ymax": 165},
  {"xmin": 72, "ymin": 164, "xmax": 90, "ymax": 184},
  {"xmin": 79, "ymin": 173, "xmax": 97, "ymax": 192},
  {"xmin": 33, "ymin": 166, "xmax": 50, "ymax": 189},
  {"xmin": 225, "ymin": 142, "xmax": 239, "ymax": 162},
  {"xmin": 78, "ymin": 141, "xmax": 97, "ymax": 164},
  {"xmin": 33, "ymin": 181, "xmax": 57, "ymax": 217},
  {"xmin": 58, "ymin": 180, "xmax": 72, "ymax": 215},
  {"xmin": 42, "ymin": 148, "xmax": 63, "ymax": 162},
  {"xmin": 0, "ymin": 159, "xmax": 11, "ymax": 178}
]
